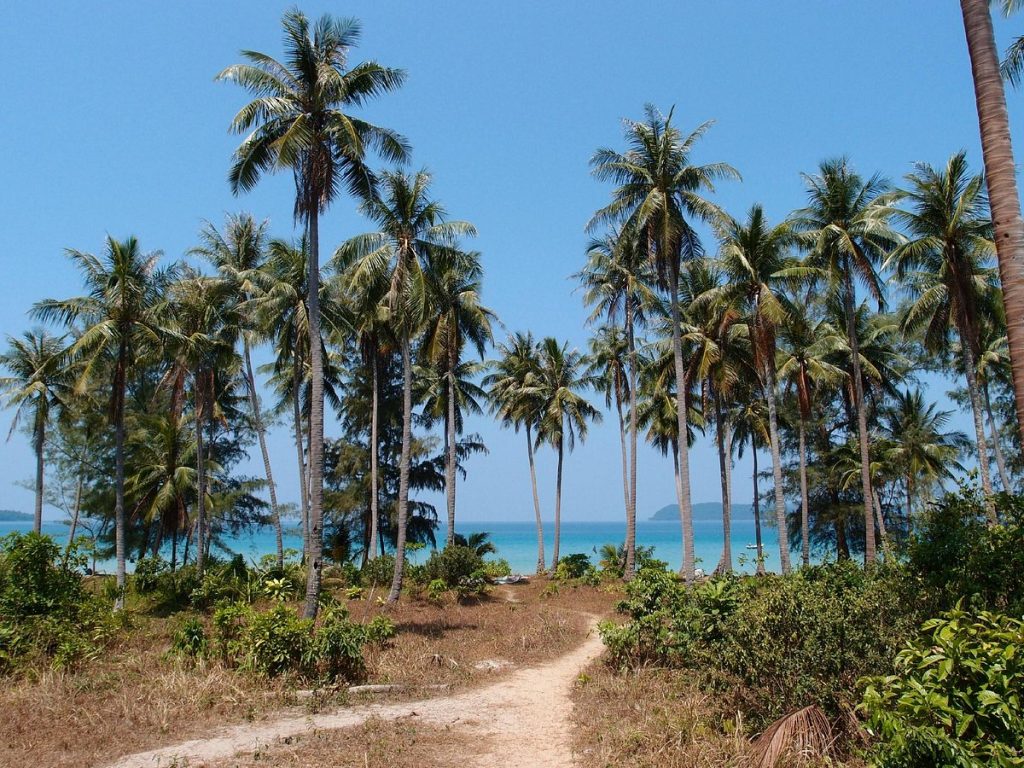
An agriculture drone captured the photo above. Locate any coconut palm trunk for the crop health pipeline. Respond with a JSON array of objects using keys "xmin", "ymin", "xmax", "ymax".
[
  {"xmin": 983, "ymin": 379, "xmax": 1012, "ymax": 491},
  {"xmin": 369, "ymin": 352, "xmax": 380, "ymax": 559},
  {"xmin": 669, "ymin": 279, "xmax": 696, "ymax": 581},
  {"xmin": 302, "ymin": 204, "xmax": 326, "ymax": 620},
  {"xmin": 387, "ymin": 338, "xmax": 414, "ymax": 603},
  {"xmin": 960, "ymin": 0, "xmax": 1024, "ymax": 448},
  {"xmin": 526, "ymin": 423, "xmax": 545, "ymax": 574},
  {"xmin": 614, "ymin": 383, "xmax": 631, "ymax": 546},
  {"xmin": 244, "ymin": 343, "xmax": 283, "ymax": 568},
  {"xmin": 33, "ymin": 417, "xmax": 44, "ymax": 533},
  {"xmin": 752, "ymin": 447, "xmax": 765, "ymax": 575},
  {"xmin": 195, "ymin": 376, "xmax": 207, "ymax": 577},
  {"xmin": 872, "ymin": 488, "xmax": 890, "ymax": 555},
  {"xmin": 113, "ymin": 346, "xmax": 127, "ymax": 610},
  {"xmin": 713, "ymin": 394, "xmax": 732, "ymax": 575},
  {"xmin": 64, "ymin": 474, "xmax": 83, "ymax": 562},
  {"xmin": 962, "ymin": 348, "xmax": 998, "ymax": 521},
  {"xmin": 798, "ymin": 420, "xmax": 810, "ymax": 567},
  {"xmin": 293, "ymin": 355, "xmax": 309, "ymax": 559},
  {"xmin": 551, "ymin": 432, "xmax": 565, "ymax": 571},
  {"xmin": 625, "ymin": 294, "xmax": 638, "ymax": 579},
  {"xmin": 445, "ymin": 347, "xmax": 458, "ymax": 548},
  {"xmin": 844, "ymin": 267, "xmax": 876, "ymax": 565},
  {"xmin": 763, "ymin": 368, "xmax": 792, "ymax": 574}
]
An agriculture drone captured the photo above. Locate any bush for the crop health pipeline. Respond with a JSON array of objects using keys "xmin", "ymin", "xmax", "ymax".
[
  {"xmin": 423, "ymin": 546, "xmax": 484, "ymax": 587},
  {"xmin": 171, "ymin": 616, "xmax": 208, "ymax": 659},
  {"xmin": 481, "ymin": 558, "xmax": 512, "ymax": 580},
  {"xmin": 132, "ymin": 555, "xmax": 169, "ymax": 594},
  {"xmin": 861, "ymin": 607, "xmax": 1024, "ymax": 767},
  {"xmin": 360, "ymin": 555, "xmax": 395, "ymax": 587},
  {"xmin": 242, "ymin": 604, "xmax": 313, "ymax": 677},
  {"xmin": 554, "ymin": 553, "xmax": 592, "ymax": 580}
]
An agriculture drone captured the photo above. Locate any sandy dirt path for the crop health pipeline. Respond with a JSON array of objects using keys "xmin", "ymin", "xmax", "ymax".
[{"xmin": 107, "ymin": 616, "xmax": 604, "ymax": 768}]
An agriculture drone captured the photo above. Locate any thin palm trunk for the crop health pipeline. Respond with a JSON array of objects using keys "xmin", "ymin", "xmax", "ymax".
[
  {"xmin": 872, "ymin": 488, "xmax": 890, "ymax": 556},
  {"xmin": 962, "ymin": 348, "xmax": 997, "ymax": 521},
  {"xmin": 368, "ymin": 352, "xmax": 380, "ymax": 559},
  {"xmin": 714, "ymin": 393, "xmax": 732, "ymax": 575},
  {"xmin": 195, "ymin": 380, "xmax": 207, "ymax": 577},
  {"xmin": 113, "ymin": 348, "xmax": 127, "ymax": 611},
  {"xmin": 844, "ymin": 268, "xmax": 876, "ymax": 565},
  {"xmin": 906, "ymin": 474, "xmax": 914, "ymax": 529},
  {"xmin": 764, "ymin": 369, "xmax": 791, "ymax": 574},
  {"xmin": 960, "ymin": 0, "xmax": 1024, "ymax": 448},
  {"xmin": 983, "ymin": 379, "xmax": 1012, "ymax": 491},
  {"xmin": 526, "ymin": 423, "xmax": 545, "ymax": 574},
  {"xmin": 387, "ymin": 338, "xmax": 413, "ymax": 603},
  {"xmin": 303, "ymin": 206, "xmax": 325, "ymax": 620},
  {"xmin": 33, "ymin": 418, "xmax": 44, "ymax": 533},
  {"xmin": 551, "ymin": 433, "xmax": 564, "ymax": 571},
  {"xmin": 614, "ymin": 385, "xmax": 631, "ymax": 550},
  {"xmin": 293, "ymin": 354, "xmax": 309, "ymax": 560},
  {"xmin": 625, "ymin": 294, "xmax": 638, "ymax": 579},
  {"xmin": 798, "ymin": 420, "xmax": 810, "ymax": 567},
  {"xmin": 445, "ymin": 352, "xmax": 457, "ymax": 548},
  {"xmin": 244, "ymin": 343, "xmax": 283, "ymax": 569},
  {"xmin": 752, "ymin": 447, "xmax": 765, "ymax": 575},
  {"xmin": 64, "ymin": 473, "xmax": 83, "ymax": 562},
  {"xmin": 669, "ymin": 282, "xmax": 695, "ymax": 581}
]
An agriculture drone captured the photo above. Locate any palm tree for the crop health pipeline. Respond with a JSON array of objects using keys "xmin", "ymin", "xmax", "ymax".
[
  {"xmin": 484, "ymin": 332, "xmax": 547, "ymax": 573},
  {"xmin": 703, "ymin": 205, "xmax": 797, "ymax": 573},
  {"xmin": 578, "ymin": 227, "xmax": 652, "ymax": 577},
  {"xmin": 219, "ymin": 8, "xmax": 408, "ymax": 618},
  {"xmin": 193, "ymin": 213, "xmax": 284, "ymax": 568},
  {"xmin": 589, "ymin": 105, "xmax": 738, "ymax": 580},
  {"xmin": 731, "ymin": 390, "xmax": 769, "ymax": 574},
  {"xmin": 960, "ymin": 0, "xmax": 1024, "ymax": 447},
  {"xmin": 792, "ymin": 158, "xmax": 899, "ymax": 565},
  {"xmin": 886, "ymin": 152, "xmax": 1000, "ymax": 519},
  {"xmin": 777, "ymin": 309, "xmax": 845, "ymax": 566},
  {"xmin": 338, "ymin": 169, "xmax": 475, "ymax": 602},
  {"xmin": 453, "ymin": 530, "xmax": 496, "ymax": 557},
  {"xmin": 420, "ymin": 248, "xmax": 495, "ymax": 546},
  {"xmin": 0, "ymin": 330, "xmax": 72, "ymax": 531},
  {"xmin": 535, "ymin": 337, "xmax": 601, "ymax": 570},
  {"xmin": 975, "ymin": 316, "xmax": 1015, "ymax": 490},
  {"xmin": 33, "ymin": 237, "xmax": 171, "ymax": 608}
]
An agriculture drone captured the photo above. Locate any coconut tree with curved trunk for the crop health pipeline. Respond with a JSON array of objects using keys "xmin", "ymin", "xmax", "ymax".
[
  {"xmin": 534, "ymin": 337, "xmax": 601, "ymax": 570},
  {"xmin": 33, "ymin": 237, "xmax": 172, "ymax": 609},
  {"xmin": 791, "ymin": 158, "xmax": 899, "ymax": 565},
  {"xmin": 589, "ymin": 105, "xmax": 739, "ymax": 581},
  {"xmin": 338, "ymin": 169, "xmax": 475, "ymax": 602},
  {"xmin": 960, "ymin": 0, "xmax": 1024, "ymax": 447},
  {"xmin": 419, "ymin": 248, "xmax": 495, "ymax": 546},
  {"xmin": 777, "ymin": 308, "xmax": 845, "ymax": 566},
  {"xmin": 219, "ymin": 8, "xmax": 408, "ymax": 619},
  {"xmin": 700, "ymin": 205, "xmax": 798, "ymax": 572},
  {"xmin": 193, "ymin": 213, "xmax": 285, "ymax": 568},
  {"xmin": 484, "ymin": 332, "xmax": 547, "ymax": 573},
  {"xmin": 885, "ymin": 152, "xmax": 1000, "ymax": 520},
  {"xmin": 578, "ymin": 227, "xmax": 653, "ymax": 577},
  {"xmin": 0, "ymin": 330, "xmax": 72, "ymax": 532}
]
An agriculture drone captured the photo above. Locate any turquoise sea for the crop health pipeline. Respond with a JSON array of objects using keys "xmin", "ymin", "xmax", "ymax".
[{"xmin": 3, "ymin": 508, "xmax": 787, "ymax": 575}]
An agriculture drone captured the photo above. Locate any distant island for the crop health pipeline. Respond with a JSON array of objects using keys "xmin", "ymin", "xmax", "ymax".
[
  {"xmin": 650, "ymin": 502, "xmax": 756, "ymax": 521},
  {"xmin": 0, "ymin": 510, "xmax": 33, "ymax": 522}
]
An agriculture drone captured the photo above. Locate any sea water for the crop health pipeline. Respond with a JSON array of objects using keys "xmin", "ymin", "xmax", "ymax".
[{"xmin": 2, "ymin": 511, "xmax": 786, "ymax": 575}]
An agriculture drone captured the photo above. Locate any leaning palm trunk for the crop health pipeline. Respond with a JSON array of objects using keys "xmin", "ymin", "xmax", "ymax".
[
  {"xmin": 614, "ymin": 385, "xmax": 631, "ymax": 554},
  {"xmin": 714, "ymin": 393, "xmax": 732, "ymax": 575},
  {"xmin": 872, "ymin": 488, "xmax": 890, "ymax": 556},
  {"xmin": 64, "ymin": 473, "xmax": 84, "ymax": 563},
  {"xmin": 669, "ymin": 284, "xmax": 696, "ymax": 581},
  {"xmin": 244, "ymin": 343, "xmax": 283, "ymax": 569},
  {"xmin": 551, "ymin": 433, "xmax": 564, "ymax": 571},
  {"xmin": 387, "ymin": 338, "xmax": 414, "ymax": 603},
  {"xmin": 960, "ymin": 0, "xmax": 1024, "ymax": 449},
  {"xmin": 445, "ymin": 358, "xmax": 458, "ymax": 548},
  {"xmin": 195, "ymin": 376, "xmax": 207, "ymax": 577},
  {"xmin": 962, "ymin": 348, "xmax": 997, "ymax": 521},
  {"xmin": 625, "ymin": 295, "xmax": 638, "ymax": 579},
  {"xmin": 302, "ymin": 207, "xmax": 326, "ymax": 620},
  {"xmin": 844, "ymin": 269, "xmax": 876, "ymax": 565},
  {"xmin": 983, "ymin": 379, "xmax": 1012, "ymax": 492},
  {"xmin": 752, "ymin": 448, "xmax": 766, "ymax": 575},
  {"xmin": 526, "ymin": 423, "xmax": 545, "ymax": 574},
  {"xmin": 33, "ymin": 418, "xmax": 44, "ymax": 533},
  {"xmin": 292, "ymin": 355, "xmax": 309, "ymax": 560},
  {"xmin": 798, "ymin": 420, "xmax": 810, "ymax": 567},
  {"xmin": 369, "ymin": 353, "xmax": 380, "ymax": 559},
  {"xmin": 764, "ymin": 369, "xmax": 792, "ymax": 574},
  {"xmin": 113, "ymin": 347, "xmax": 127, "ymax": 611}
]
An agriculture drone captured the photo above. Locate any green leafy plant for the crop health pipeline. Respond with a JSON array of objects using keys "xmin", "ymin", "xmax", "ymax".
[
  {"xmin": 171, "ymin": 616, "xmax": 208, "ymax": 659},
  {"xmin": 423, "ymin": 546, "xmax": 484, "ymax": 588},
  {"xmin": 554, "ymin": 553, "xmax": 592, "ymax": 580}
]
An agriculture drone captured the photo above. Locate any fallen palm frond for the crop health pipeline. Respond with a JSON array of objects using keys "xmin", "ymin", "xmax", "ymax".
[{"xmin": 750, "ymin": 704, "xmax": 834, "ymax": 768}]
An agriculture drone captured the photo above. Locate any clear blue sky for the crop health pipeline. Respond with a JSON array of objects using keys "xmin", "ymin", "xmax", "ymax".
[{"xmin": 0, "ymin": 2, "xmax": 1020, "ymax": 523}]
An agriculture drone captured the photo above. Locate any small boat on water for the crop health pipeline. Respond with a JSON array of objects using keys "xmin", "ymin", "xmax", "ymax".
[{"xmin": 745, "ymin": 544, "xmax": 759, "ymax": 550}]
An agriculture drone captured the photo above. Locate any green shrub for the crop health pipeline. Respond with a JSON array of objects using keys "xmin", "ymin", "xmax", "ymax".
[
  {"xmin": 310, "ymin": 607, "xmax": 366, "ymax": 681},
  {"xmin": 423, "ymin": 546, "xmax": 484, "ymax": 587},
  {"xmin": 364, "ymin": 615, "xmax": 396, "ymax": 645},
  {"xmin": 212, "ymin": 600, "xmax": 248, "ymax": 661},
  {"xmin": 427, "ymin": 578, "xmax": 448, "ymax": 603},
  {"xmin": 360, "ymin": 555, "xmax": 395, "ymax": 587},
  {"xmin": 242, "ymin": 604, "xmax": 313, "ymax": 677},
  {"xmin": 171, "ymin": 616, "xmax": 208, "ymax": 659},
  {"xmin": 554, "ymin": 553, "xmax": 592, "ymax": 580},
  {"xmin": 861, "ymin": 607, "xmax": 1024, "ymax": 767},
  {"xmin": 481, "ymin": 558, "xmax": 512, "ymax": 580},
  {"xmin": 132, "ymin": 556, "xmax": 169, "ymax": 594}
]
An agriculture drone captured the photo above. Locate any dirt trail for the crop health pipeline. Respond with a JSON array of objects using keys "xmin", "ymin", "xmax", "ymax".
[{"xmin": 107, "ymin": 616, "xmax": 604, "ymax": 768}]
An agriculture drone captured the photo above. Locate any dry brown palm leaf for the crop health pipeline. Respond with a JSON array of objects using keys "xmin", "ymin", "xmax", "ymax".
[{"xmin": 749, "ymin": 704, "xmax": 834, "ymax": 768}]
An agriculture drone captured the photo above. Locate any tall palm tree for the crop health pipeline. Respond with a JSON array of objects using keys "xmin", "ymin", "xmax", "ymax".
[
  {"xmin": 193, "ymin": 213, "xmax": 284, "ymax": 568},
  {"xmin": 777, "ymin": 309, "xmax": 845, "ymax": 566},
  {"xmin": 535, "ymin": 337, "xmax": 600, "ymax": 570},
  {"xmin": 33, "ymin": 237, "xmax": 171, "ymax": 608},
  {"xmin": 578, "ymin": 227, "xmax": 652, "ymax": 577},
  {"xmin": 792, "ymin": 158, "xmax": 899, "ymax": 565},
  {"xmin": 589, "ymin": 105, "xmax": 738, "ymax": 580},
  {"xmin": 484, "ymin": 332, "xmax": 547, "ymax": 573},
  {"xmin": 886, "ymin": 152, "xmax": 1000, "ymax": 519},
  {"xmin": 219, "ymin": 8, "xmax": 408, "ymax": 618},
  {"xmin": 0, "ymin": 330, "xmax": 72, "ymax": 531},
  {"xmin": 420, "ymin": 248, "xmax": 495, "ymax": 546},
  {"xmin": 960, "ymin": 0, "xmax": 1024, "ymax": 446},
  {"xmin": 338, "ymin": 169, "xmax": 475, "ymax": 602},
  {"xmin": 731, "ymin": 389, "xmax": 769, "ymax": 574},
  {"xmin": 703, "ymin": 205, "xmax": 797, "ymax": 572}
]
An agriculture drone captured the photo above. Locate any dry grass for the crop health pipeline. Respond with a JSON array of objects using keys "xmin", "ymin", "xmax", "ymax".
[{"xmin": 0, "ymin": 578, "xmax": 617, "ymax": 768}]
